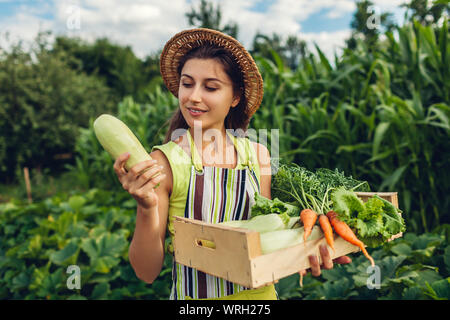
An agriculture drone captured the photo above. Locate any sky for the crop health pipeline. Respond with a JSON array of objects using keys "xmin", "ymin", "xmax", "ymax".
[{"xmin": 0, "ymin": 0, "xmax": 408, "ymax": 60}]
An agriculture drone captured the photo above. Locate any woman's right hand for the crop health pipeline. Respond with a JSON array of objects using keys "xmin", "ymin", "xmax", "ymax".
[{"xmin": 113, "ymin": 152, "xmax": 166, "ymax": 211}]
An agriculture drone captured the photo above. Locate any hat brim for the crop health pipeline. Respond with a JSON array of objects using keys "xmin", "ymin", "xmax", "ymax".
[{"xmin": 160, "ymin": 28, "xmax": 263, "ymax": 118}]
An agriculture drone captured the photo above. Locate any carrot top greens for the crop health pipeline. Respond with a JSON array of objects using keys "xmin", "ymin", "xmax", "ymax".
[{"xmin": 271, "ymin": 161, "xmax": 370, "ymax": 213}]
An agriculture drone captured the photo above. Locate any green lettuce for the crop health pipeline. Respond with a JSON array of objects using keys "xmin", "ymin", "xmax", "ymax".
[
  {"xmin": 331, "ymin": 188, "xmax": 406, "ymax": 247},
  {"xmin": 252, "ymin": 193, "xmax": 300, "ymax": 218},
  {"xmin": 331, "ymin": 188, "xmax": 366, "ymax": 224}
]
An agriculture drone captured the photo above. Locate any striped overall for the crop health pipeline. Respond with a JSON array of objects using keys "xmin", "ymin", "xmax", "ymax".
[{"xmin": 169, "ymin": 130, "xmax": 275, "ymax": 300}]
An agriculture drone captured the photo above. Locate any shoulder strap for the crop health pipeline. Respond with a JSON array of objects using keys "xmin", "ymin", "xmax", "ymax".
[
  {"xmin": 225, "ymin": 131, "xmax": 254, "ymax": 171},
  {"xmin": 186, "ymin": 130, "xmax": 204, "ymax": 172}
]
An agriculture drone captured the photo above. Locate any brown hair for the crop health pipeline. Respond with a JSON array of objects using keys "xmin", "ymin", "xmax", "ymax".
[{"xmin": 162, "ymin": 44, "xmax": 249, "ymax": 143}]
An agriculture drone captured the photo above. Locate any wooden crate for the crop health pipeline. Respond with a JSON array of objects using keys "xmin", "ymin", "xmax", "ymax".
[{"xmin": 173, "ymin": 192, "xmax": 402, "ymax": 289}]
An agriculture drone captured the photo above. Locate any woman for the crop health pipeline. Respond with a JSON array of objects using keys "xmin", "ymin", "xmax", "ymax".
[{"xmin": 113, "ymin": 28, "xmax": 351, "ymax": 300}]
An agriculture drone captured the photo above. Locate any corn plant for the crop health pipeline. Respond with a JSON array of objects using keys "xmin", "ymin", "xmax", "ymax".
[{"xmin": 252, "ymin": 19, "xmax": 449, "ymax": 233}]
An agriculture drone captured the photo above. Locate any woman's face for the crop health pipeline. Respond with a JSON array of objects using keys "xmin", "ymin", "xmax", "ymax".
[{"xmin": 178, "ymin": 58, "xmax": 240, "ymax": 131}]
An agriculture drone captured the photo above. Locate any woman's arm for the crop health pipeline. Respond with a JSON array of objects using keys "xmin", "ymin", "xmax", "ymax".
[{"xmin": 127, "ymin": 150, "xmax": 173, "ymax": 284}]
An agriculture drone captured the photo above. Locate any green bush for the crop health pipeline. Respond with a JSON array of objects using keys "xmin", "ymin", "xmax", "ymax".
[
  {"xmin": 0, "ymin": 32, "xmax": 118, "ymax": 183},
  {"xmin": 0, "ymin": 189, "xmax": 172, "ymax": 299},
  {"xmin": 1, "ymin": 188, "xmax": 448, "ymax": 300},
  {"xmin": 52, "ymin": 36, "xmax": 163, "ymax": 102}
]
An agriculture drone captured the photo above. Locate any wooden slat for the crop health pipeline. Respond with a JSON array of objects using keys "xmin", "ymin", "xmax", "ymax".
[
  {"xmin": 355, "ymin": 192, "xmax": 398, "ymax": 208},
  {"xmin": 250, "ymin": 235, "xmax": 359, "ymax": 288}
]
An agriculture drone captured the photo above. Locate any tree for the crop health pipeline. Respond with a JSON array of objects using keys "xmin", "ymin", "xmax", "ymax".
[
  {"xmin": 0, "ymin": 32, "xmax": 116, "ymax": 182},
  {"xmin": 252, "ymin": 33, "xmax": 284, "ymax": 59},
  {"xmin": 347, "ymin": 0, "xmax": 396, "ymax": 50},
  {"xmin": 285, "ymin": 35, "xmax": 309, "ymax": 70},
  {"xmin": 401, "ymin": 0, "xmax": 450, "ymax": 26},
  {"xmin": 52, "ymin": 36, "xmax": 154, "ymax": 102},
  {"xmin": 185, "ymin": 0, "xmax": 239, "ymax": 38},
  {"xmin": 252, "ymin": 32, "xmax": 308, "ymax": 70}
]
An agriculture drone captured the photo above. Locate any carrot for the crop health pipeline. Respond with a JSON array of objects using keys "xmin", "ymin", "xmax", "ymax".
[
  {"xmin": 326, "ymin": 210, "xmax": 375, "ymax": 267},
  {"xmin": 319, "ymin": 214, "xmax": 335, "ymax": 253},
  {"xmin": 300, "ymin": 209, "xmax": 318, "ymax": 242}
]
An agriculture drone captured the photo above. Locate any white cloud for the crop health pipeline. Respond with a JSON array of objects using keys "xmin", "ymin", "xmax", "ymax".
[
  {"xmin": 371, "ymin": 0, "xmax": 406, "ymax": 11},
  {"xmin": 49, "ymin": 0, "xmax": 190, "ymax": 57},
  {"xmin": 213, "ymin": 0, "xmax": 354, "ymax": 61},
  {"xmin": 301, "ymin": 29, "xmax": 353, "ymax": 60},
  {"xmin": 327, "ymin": 1, "xmax": 356, "ymax": 18},
  {"xmin": 0, "ymin": 0, "xmax": 406, "ymax": 60},
  {"xmin": 266, "ymin": 0, "xmax": 356, "ymax": 21},
  {"xmin": 0, "ymin": 12, "xmax": 54, "ymax": 52},
  {"xmin": 216, "ymin": 0, "xmax": 356, "ymax": 51}
]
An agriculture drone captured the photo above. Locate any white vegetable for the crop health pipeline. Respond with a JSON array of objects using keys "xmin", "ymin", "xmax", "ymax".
[
  {"xmin": 219, "ymin": 214, "xmax": 288, "ymax": 233},
  {"xmin": 93, "ymin": 114, "xmax": 151, "ymax": 170},
  {"xmin": 287, "ymin": 216, "xmax": 300, "ymax": 229},
  {"xmin": 219, "ymin": 214, "xmax": 324, "ymax": 255},
  {"xmin": 260, "ymin": 226, "xmax": 323, "ymax": 254}
]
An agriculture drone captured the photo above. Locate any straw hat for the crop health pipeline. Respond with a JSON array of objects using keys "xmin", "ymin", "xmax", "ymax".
[{"xmin": 160, "ymin": 28, "xmax": 263, "ymax": 118}]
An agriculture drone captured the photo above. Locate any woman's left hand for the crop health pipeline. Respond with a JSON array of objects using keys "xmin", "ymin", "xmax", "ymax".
[{"xmin": 299, "ymin": 244, "xmax": 352, "ymax": 279}]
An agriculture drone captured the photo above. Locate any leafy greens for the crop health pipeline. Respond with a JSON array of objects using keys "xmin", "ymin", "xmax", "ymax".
[
  {"xmin": 268, "ymin": 161, "xmax": 405, "ymax": 248},
  {"xmin": 331, "ymin": 187, "xmax": 406, "ymax": 247},
  {"xmin": 252, "ymin": 193, "xmax": 300, "ymax": 217},
  {"xmin": 271, "ymin": 161, "xmax": 370, "ymax": 211}
]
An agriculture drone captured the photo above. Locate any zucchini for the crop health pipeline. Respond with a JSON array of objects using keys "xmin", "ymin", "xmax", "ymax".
[
  {"xmin": 260, "ymin": 226, "xmax": 323, "ymax": 254},
  {"xmin": 219, "ymin": 213, "xmax": 289, "ymax": 233},
  {"xmin": 93, "ymin": 114, "xmax": 151, "ymax": 170}
]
